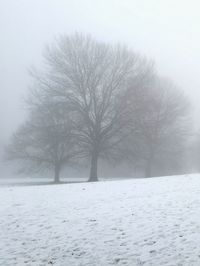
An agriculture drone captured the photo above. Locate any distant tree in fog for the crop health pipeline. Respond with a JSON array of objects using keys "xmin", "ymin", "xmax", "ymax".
[
  {"xmin": 6, "ymin": 32, "xmax": 192, "ymax": 181},
  {"xmin": 6, "ymin": 101, "xmax": 78, "ymax": 183},
  {"xmin": 29, "ymin": 33, "xmax": 152, "ymax": 181},
  {"xmin": 192, "ymin": 132, "xmax": 200, "ymax": 172},
  {"xmin": 123, "ymin": 76, "xmax": 191, "ymax": 177}
]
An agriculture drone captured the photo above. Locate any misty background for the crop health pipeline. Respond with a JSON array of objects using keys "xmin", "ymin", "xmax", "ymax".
[{"xmin": 1, "ymin": 0, "xmax": 200, "ymax": 178}]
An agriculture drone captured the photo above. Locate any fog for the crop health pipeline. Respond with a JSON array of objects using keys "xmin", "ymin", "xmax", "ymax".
[
  {"xmin": 1, "ymin": 0, "xmax": 200, "ymax": 143},
  {"xmin": 2, "ymin": 3, "xmax": 200, "ymax": 264}
]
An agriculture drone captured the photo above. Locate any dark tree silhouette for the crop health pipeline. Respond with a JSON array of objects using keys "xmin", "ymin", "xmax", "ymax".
[{"xmin": 29, "ymin": 33, "xmax": 148, "ymax": 181}]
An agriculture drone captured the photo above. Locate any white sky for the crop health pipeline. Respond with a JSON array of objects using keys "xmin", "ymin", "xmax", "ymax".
[{"xmin": 1, "ymin": 0, "xmax": 200, "ymax": 142}]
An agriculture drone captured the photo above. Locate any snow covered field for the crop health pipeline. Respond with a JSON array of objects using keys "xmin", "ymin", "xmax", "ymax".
[{"xmin": 1, "ymin": 174, "xmax": 200, "ymax": 265}]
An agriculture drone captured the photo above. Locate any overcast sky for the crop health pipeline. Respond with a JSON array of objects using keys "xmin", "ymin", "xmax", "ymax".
[{"xmin": 1, "ymin": 0, "xmax": 200, "ymax": 142}]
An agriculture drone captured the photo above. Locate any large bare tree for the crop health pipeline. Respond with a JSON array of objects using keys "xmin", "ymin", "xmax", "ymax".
[
  {"xmin": 30, "ymin": 33, "xmax": 148, "ymax": 181},
  {"xmin": 124, "ymin": 76, "xmax": 191, "ymax": 177}
]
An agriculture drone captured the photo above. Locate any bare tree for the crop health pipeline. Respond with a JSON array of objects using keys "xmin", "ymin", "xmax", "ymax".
[
  {"xmin": 29, "ymin": 33, "xmax": 149, "ymax": 181},
  {"xmin": 125, "ymin": 76, "xmax": 191, "ymax": 177},
  {"xmin": 6, "ymin": 101, "xmax": 78, "ymax": 183}
]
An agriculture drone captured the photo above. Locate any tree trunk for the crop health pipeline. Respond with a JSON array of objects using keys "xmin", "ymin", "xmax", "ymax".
[
  {"xmin": 88, "ymin": 152, "xmax": 98, "ymax": 182},
  {"xmin": 54, "ymin": 164, "xmax": 60, "ymax": 183}
]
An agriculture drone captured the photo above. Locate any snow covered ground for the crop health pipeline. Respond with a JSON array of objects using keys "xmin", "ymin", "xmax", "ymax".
[{"xmin": 1, "ymin": 174, "xmax": 200, "ymax": 265}]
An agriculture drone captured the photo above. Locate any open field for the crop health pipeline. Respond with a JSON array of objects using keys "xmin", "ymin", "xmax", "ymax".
[{"xmin": 1, "ymin": 174, "xmax": 200, "ymax": 265}]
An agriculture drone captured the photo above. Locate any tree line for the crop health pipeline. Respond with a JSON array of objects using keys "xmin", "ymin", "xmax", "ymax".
[{"xmin": 6, "ymin": 33, "xmax": 191, "ymax": 182}]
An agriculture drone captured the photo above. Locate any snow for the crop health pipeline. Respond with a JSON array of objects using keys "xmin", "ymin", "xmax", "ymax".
[{"xmin": 1, "ymin": 174, "xmax": 200, "ymax": 265}]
